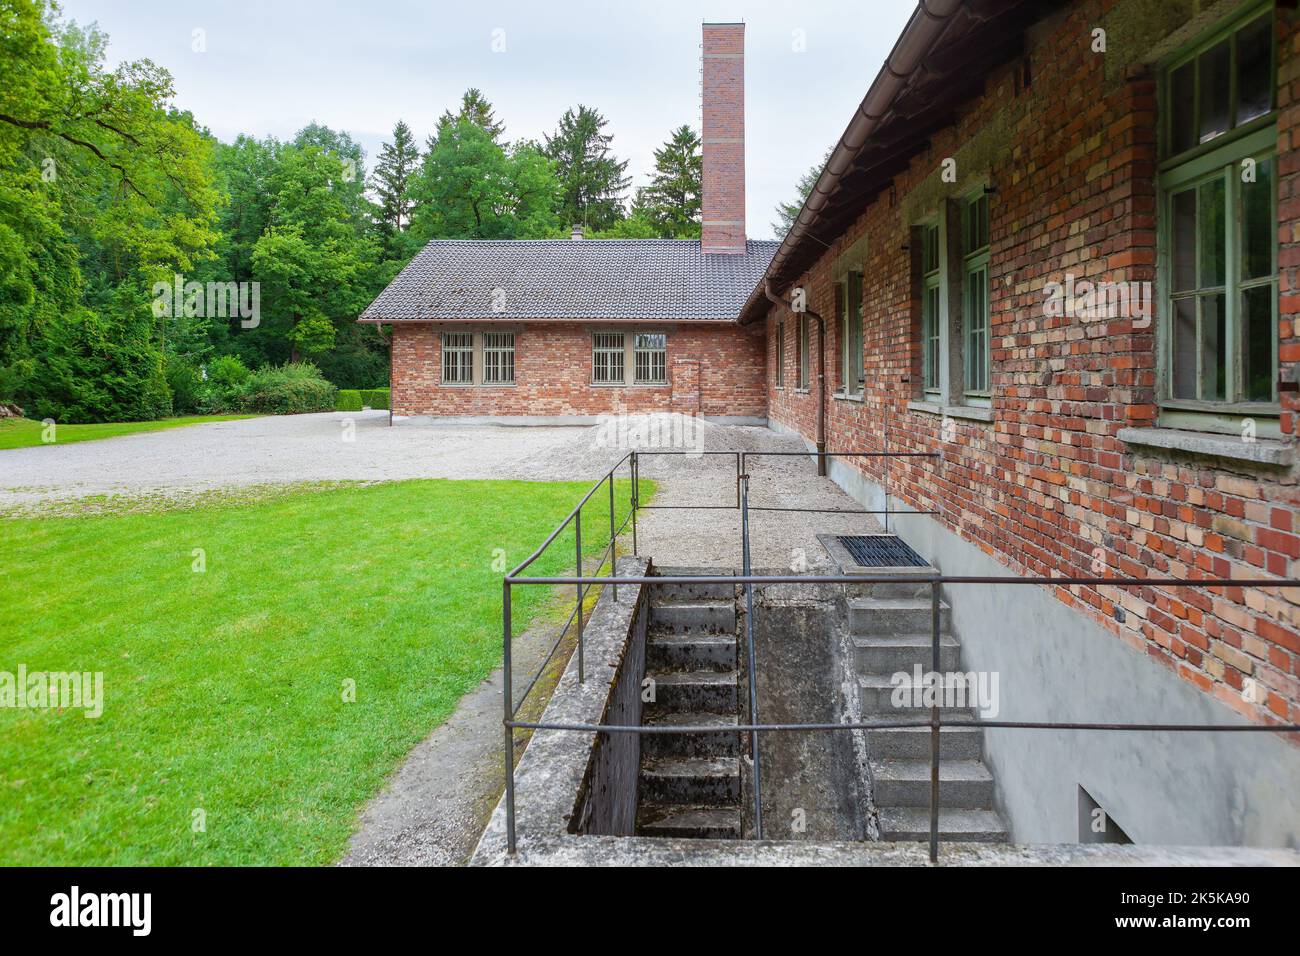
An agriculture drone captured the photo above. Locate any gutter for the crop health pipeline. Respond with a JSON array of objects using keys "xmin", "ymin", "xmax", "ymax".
[
  {"xmin": 765, "ymin": 281, "xmax": 827, "ymax": 477},
  {"xmin": 739, "ymin": 0, "xmax": 965, "ymax": 325}
]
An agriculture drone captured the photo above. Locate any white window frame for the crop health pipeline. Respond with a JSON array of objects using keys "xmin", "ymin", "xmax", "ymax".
[
  {"xmin": 441, "ymin": 332, "xmax": 474, "ymax": 386},
  {"xmin": 633, "ymin": 333, "xmax": 668, "ymax": 385},
  {"xmin": 482, "ymin": 331, "xmax": 515, "ymax": 385}
]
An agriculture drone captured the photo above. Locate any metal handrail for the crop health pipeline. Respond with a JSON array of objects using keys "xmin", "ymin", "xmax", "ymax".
[{"xmin": 499, "ymin": 448, "xmax": 1300, "ymax": 861}]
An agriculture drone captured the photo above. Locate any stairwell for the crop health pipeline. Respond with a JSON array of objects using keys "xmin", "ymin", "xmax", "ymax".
[
  {"xmin": 635, "ymin": 571, "xmax": 743, "ymax": 839},
  {"xmin": 850, "ymin": 580, "xmax": 1009, "ymax": 843}
]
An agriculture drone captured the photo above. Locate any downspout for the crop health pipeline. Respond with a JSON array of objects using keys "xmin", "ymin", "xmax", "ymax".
[{"xmin": 764, "ymin": 281, "xmax": 827, "ymax": 476}]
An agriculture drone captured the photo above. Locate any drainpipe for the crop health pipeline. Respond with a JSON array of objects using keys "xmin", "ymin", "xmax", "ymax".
[{"xmin": 764, "ymin": 281, "xmax": 827, "ymax": 476}]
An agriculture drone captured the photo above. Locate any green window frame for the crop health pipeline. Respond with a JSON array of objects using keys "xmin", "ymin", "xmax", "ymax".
[
  {"xmin": 839, "ymin": 271, "xmax": 864, "ymax": 395},
  {"xmin": 1158, "ymin": 5, "xmax": 1278, "ymax": 429},
  {"xmin": 962, "ymin": 193, "xmax": 990, "ymax": 401},
  {"xmin": 920, "ymin": 222, "xmax": 941, "ymax": 395},
  {"xmin": 797, "ymin": 315, "xmax": 810, "ymax": 390}
]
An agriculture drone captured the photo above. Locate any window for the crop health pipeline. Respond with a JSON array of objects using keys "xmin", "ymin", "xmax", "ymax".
[
  {"xmin": 962, "ymin": 193, "xmax": 990, "ymax": 398},
  {"xmin": 483, "ymin": 332, "xmax": 515, "ymax": 385},
  {"xmin": 775, "ymin": 321, "xmax": 785, "ymax": 387},
  {"xmin": 797, "ymin": 315, "xmax": 810, "ymax": 390},
  {"xmin": 839, "ymin": 271, "xmax": 864, "ymax": 395},
  {"xmin": 634, "ymin": 333, "xmax": 667, "ymax": 384},
  {"xmin": 592, "ymin": 332, "xmax": 625, "ymax": 384},
  {"xmin": 1161, "ymin": 7, "xmax": 1277, "ymax": 419},
  {"xmin": 921, "ymin": 223, "xmax": 941, "ymax": 394},
  {"xmin": 442, "ymin": 332, "xmax": 474, "ymax": 385}
]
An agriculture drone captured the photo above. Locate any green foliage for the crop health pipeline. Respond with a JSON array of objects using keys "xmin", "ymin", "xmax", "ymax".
[
  {"xmin": 634, "ymin": 125, "xmax": 702, "ymax": 238},
  {"xmin": 237, "ymin": 361, "xmax": 336, "ymax": 415},
  {"xmin": 335, "ymin": 388, "xmax": 363, "ymax": 412},
  {"xmin": 371, "ymin": 120, "xmax": 418, "ymax": 245},
  {"xmin": 165, "ymin": 356, "xmax": 204, "ymax": 414},
  {"xmin": 773, "ymin": 148, "xmax": 833, "ymax": 238},
  {"xmin": 360, "ymin": 388, "xmax": 389, "ymax": 410},
  {"xmin": 543, "ymin": 105, "xmax": 631, "ymax": 232},
  {"xmin": 406, "ymin": 115, "xmax": 561, "ymax": 243}
]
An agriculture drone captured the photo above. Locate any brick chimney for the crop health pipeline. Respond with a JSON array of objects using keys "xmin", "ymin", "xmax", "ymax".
[{"xmin": 701, "ymin": 22, "xmax": 746, "ymax": 254}]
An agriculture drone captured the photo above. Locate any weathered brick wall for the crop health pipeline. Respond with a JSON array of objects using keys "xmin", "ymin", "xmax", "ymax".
[
  {"xmin": 390, "ymin": 321, "xmax": 766, "ymax": 419},
  {"xmin": 766, "ymin": 0, "xmax": 1300, "ymax": 725}
]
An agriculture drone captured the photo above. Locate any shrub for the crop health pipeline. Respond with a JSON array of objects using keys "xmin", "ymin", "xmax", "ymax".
[
  {"xmin": 166, "ymin": 358, "xmax": 205, "ymax": 415},
  {"xmin": 336, "ymin": 389, "xmax": 364, "ymax": 412},
  {"xmin": 199, "ymin": 355, "xmax": 253, "ymax": 413},
  {"xmin": 238, "ymin": 362, "xmax": 337, "ymax": 415},
  {"xmin": 360, "ymin": 388, "xmax": 389, "ymax": 410}
]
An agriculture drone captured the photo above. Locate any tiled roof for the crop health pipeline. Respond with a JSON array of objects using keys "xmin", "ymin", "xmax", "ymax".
[{"xmin": 358, "ymin": 238, "xmax": 780, "ymax": 322}]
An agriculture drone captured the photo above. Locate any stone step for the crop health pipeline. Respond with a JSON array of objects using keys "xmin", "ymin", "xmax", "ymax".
[
  {"xmin": 636, "ymin": 804, "xmax": 742, "ymax": 840},
  {"xmin": 849, "ymin": 597, "xmax": 950, "ymax": 636},
  {"xmin": 638, "ymin": 756, "xmax": 741, "ymax": 805},
  {"xmin": 649, "ymin": 600, "xmax": 736, "ymax": 634},
  {"xmin": 645, "ymin": 669, "xmax": 738, "ymax": 715},
  {"xmin": 871, "ymin": 758, "xmax": 994, "ymax": 809},
  {"xmin": 878, "ymin": 807, "xmax": 1009, "ymax": 843},
  {"xmin": 649, "ymin": 571, "xmax": 736, "ymax": 602},
  {"xmin": 856, "ymin": 673, "xmax": 979, "ymax": 717},
  {"xmin": 854, "ymin": 634, "xmax": 961, "ymax": 674},
  {"xmin": 641, "ymin": 711, "xmax": 741, "ymax": 758},
  {"xmin": 842, "ymin": 578, "xmax": 939, "ymax": 601},
  {"xmin": 647, "ymin": 633, "xmax": 737, "ymax": 672},
  {"xmin": 865, "ymin": 723, "xmax": 983, "ymax": 760}
]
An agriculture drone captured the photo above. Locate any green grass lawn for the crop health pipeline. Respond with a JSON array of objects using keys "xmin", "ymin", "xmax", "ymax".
[
  {"xmin": 0, "ymin": 415, "xmax": 256, "ymax": 450},
  {"xmin": 0, "ymin": 478, "xmax": 643, "ymax": 865}
]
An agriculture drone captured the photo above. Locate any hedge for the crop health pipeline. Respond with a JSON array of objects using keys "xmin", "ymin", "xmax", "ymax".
[
  {"xmin": 360, "ymin": 388, "xmax": 389, "ymax": 410},
  {"xmin": 336, "ymin": 389, "xmax": 364, "ymax": 412}
]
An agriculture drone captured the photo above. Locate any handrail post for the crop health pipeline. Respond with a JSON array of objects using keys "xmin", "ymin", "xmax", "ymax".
[
  {"xmin": 735, "ymin": 452, "xmax": 741, "ymax": 509},
  {"xmin": 503, "ymin": 578, "xmax": 517, "ymax": 854},
  {"xmin": 576, "ymin": 507, "xmax": 584, "ymax": 683},
  {"xmin": 740, "ymin": 472, "xmax": 763, "ymax": 838},
  {"xmin": 929, "ymin": 576, "xmax": 941, "ymax": 863},
  {"xmin": 608, "ymin": 472, "xmax": 617, "ymax": 603},
  {"xmin": 630, "ymin": 452, "xmax": 638, "ymax": 556}
]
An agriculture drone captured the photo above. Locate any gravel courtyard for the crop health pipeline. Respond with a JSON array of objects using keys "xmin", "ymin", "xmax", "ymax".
[{"xmin": 0, "ymin": 411, "xmax": 883, "ymax": 566}]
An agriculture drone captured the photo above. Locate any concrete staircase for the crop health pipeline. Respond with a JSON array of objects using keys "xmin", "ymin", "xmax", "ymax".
[
  {"xmin": 636, "ymin": 572, "xmax": 742, "ymax": 840},
  {"xmin": 851, "ymin": 583, "xmax": 1009, "ymax": 843}
]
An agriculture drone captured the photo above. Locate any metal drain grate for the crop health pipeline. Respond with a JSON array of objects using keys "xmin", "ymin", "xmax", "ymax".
[{"xmin": 836, "ymin": 534, "xmax": 928, "ymax": 568}]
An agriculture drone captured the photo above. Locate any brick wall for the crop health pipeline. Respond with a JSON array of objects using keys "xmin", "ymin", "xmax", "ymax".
[
  {"xmin": 701, "ymin": 23, "xmax": 747, "ymax": 254},
  {"xmin": 765, "ymin": 0, "xmax": 1300, "ymax": 726},
  {"xmin": 390, "ymin": 321, "xmax": 766, "ymax": 418}
]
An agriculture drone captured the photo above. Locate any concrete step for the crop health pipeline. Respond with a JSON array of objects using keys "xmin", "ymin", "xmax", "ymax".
[
  {"xmin": 637, "ymin": 804, "xmax": 742, "ymax": 840},
  {"xmin": 647, "ymin": 633, "xmax": 736, "ymax": 672},
  {"xmin": 644, "ymin": 669, "xmax": 738, "ymax": 714},
  {"xmin": 842, "ymin": 578, "xmax": 938, "ymax": 601},
  {"xmin": 638, "ymin": 756, "xmax": 740, "ymax": 805},
  {"xmin": 650, "ymin": 571, "xmax": 736, "ymax": 602},
  {"xmin": 865, "ymin": 723, "xmax": 983, "ymax": 760},
  {"xmin": 641, "ymin": 711, "xmax": 741, "ymax": 758},
  {"xmin": 878, "ymin": 807, "xmax": 1009, "ymax": 843},
  {"xmin": 856, "ymin": 673, "xmax": 978, "ymax": 717},
  {"xmin": 849, "ymin": 597, "xmax": 950, "ymax": 636},
  {"xmin": 854, "ymin": 635, "xmax": 961, "ymax": 674},
  {"xmin": 871, "ymin": 758, "xmax": 994, "ymax": 809},
  {"xmin": 649, "ymin": 600, "xmax": 736, "ymax": 634}
]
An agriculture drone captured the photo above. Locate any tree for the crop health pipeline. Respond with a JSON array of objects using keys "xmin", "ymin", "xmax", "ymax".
[
  {"xmin": 543, "ymin": 105, "xmax": 630, "ymax": 232},
  {"xmin": 407, "ymin": 120, "xmax": 560, "ymax": 242},
  {"xmin": 251, "ymin": 145, "xmax": 377, "ymax": 361},
  {"xmin": 437, "ymin": 88, "xmax": 504, "ymax": 143},
  {"xmin": 371, "ymin": 120, "xmax": 418, "ymax": 239},
  {"xmin": 772, "ymin": 148, "xmax": 833, "ymax": 237},
  {"xmin": 635, "ymin": 125, "xmax": 701, "ymax": 238}
]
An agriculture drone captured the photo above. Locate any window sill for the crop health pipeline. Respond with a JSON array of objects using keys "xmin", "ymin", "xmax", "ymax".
[
  {"xmin": 833, "ymin": 390, "xmax": 865, "ymax": 404},
  {"xmin": 907, "ymin": 400, "xmax": 994, "ymax": 423},
  {"xmin": 1117, "ymin": 427, "xmax": 1293, "ymax": 466},
  {"xmin": 439, "ymin": 383, "xmax": 515, "ymax": 388},
  {"xmin": 907, "ymin": 400, "xmax": 942, "ymax": 416}
]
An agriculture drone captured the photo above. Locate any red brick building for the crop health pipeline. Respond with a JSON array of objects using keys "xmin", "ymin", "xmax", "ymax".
[{"xmin": 360, "ymin": 23, "xmax": 773, "ymax": 424}]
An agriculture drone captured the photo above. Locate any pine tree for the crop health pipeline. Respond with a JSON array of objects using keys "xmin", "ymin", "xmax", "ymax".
[
  {"xmin": 371, "ymin": 120, "xmax": 419, "ymax": 236},
  {"xmin": 636, "ymin": 125, "xmax": 701, "ymax": 238},
  {"xmin": 437, "ymin": 88, "xmax": 505, "ymax": 142},
  {"xmin": 542, "ymin": 105, "xmax": 631, "ymax": 233},
  {"xmin": 773, "ymin": 149, "xmax": 832, "ymax": 237}
]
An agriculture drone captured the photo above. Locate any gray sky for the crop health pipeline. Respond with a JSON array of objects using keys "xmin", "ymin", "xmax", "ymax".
[{"xmin": 57, "ymin": 0, "xmax": 915, "ymax": 240}]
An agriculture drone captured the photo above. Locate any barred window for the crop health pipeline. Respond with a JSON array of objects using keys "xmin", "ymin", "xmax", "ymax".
[
  {"xmin": 593, "ymin": 332, "xmax": 625, "ymax": 384},
  {"xmin": 797, "ymin": 315, "xmax": 810, "ymax": 389},
  {"xmin": 442, "ymin": 332, "xmax": 474, "ymax": 384},
  {"xmin": 483, "ymin": 332, "xmax": 515, "ymax": 384},
  {"xmin": 634, "ymin": 333, "xmax": 667, "ymax": 384},
  {"xmin": 920, "ymin": 223, "xmax": 941, "ymax": 394},
  {"xmin": 962, "ymin": 193, "xmax": 990, "ymax": 397}
]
